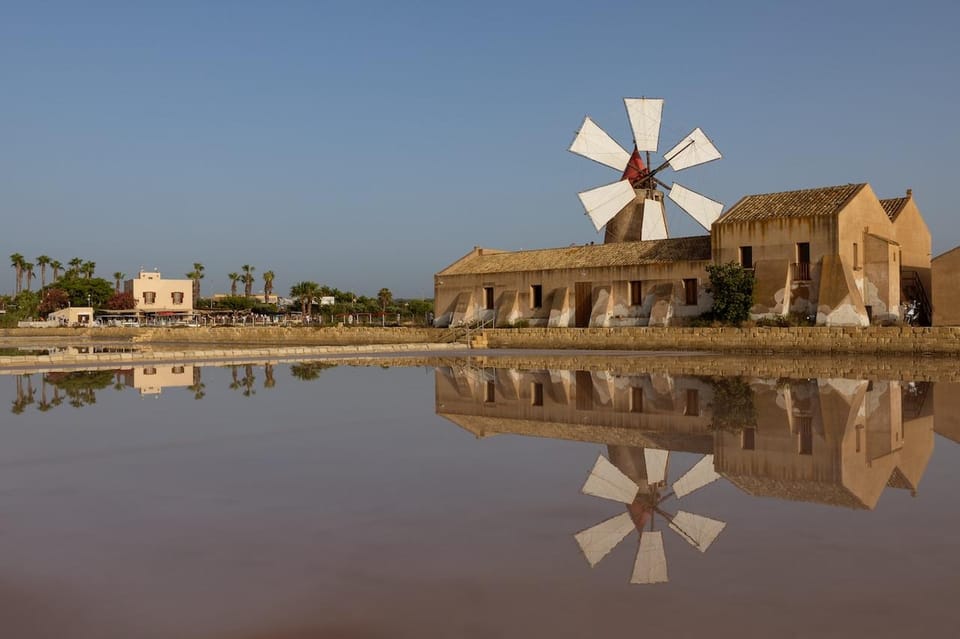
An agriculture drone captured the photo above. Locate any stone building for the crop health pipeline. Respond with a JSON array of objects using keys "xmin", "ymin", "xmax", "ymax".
[
  {"xmin": 931, "ymin": 247, "xmax": 960, "ymax": 326},
  {"xmin": 435, "ymin": 184, "xmax": 932, "ymax": 327}
]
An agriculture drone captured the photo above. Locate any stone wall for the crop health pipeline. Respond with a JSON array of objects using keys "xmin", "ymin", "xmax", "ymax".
[
  {"xmin": 479, "ymin": 326, "xmax": 960, "ymax": 355},
  {"xmin": 0, "ymin": 326, "xmax": 445, "ymax": 345}
]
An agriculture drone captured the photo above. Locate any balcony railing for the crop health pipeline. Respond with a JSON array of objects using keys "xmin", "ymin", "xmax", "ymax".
[{"xmin": 792, "ymin": 262, "xmax": 812, "ymax": 281}]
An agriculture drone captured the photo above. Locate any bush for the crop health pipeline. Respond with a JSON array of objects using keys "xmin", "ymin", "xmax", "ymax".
[{"xmin": 705, "ymin": 262, "xmax": 755, "ymax": 325}]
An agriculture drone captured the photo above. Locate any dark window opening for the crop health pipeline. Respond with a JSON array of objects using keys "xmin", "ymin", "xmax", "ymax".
[
  {"xmin": 575, "ymin": 371, "xmax": 593, "ymax": 411},
  {"xmin": 630, "ymin": 386, "xmax": 643, "ymax": 413},
  {"xmin": 741, "ymin": 428, "xmax": 756, "ymax": 450},
  {"xmin": 143, "ymin": 291, "xmax": 156, "ymax": 304},
  {"xmin": 740, "ymin": 246, "xmax": 753, "ymax": 269},
  {"xmin": 484, "ymin": 380, "xmax": 495, "ymax": 403},
  {"xmin": 797, "ymin": 242, "xmax": 811, "ymax": 264},
  {"xmin": 853, "ymin": 243, "xmax": 860, "ymax": 270},
  {"xmin": 531, "ymin": 382, "xmax": 543, "ymax": 406},
  {"xmin": 684, "ymin": 279, "xmax": 698, "ymax": 306},
  {"xmin": 630, "ymin": 280, "xmax": 643, "ymax": 306},
  {"xmin": 531, "ymin": 284, "xmax": 543, "ymax": 309},
  {"xmin": 798, "ymin": 417, "xmax": 813, "ymax": 455},
  {"xmin": 685, "ymin": 388, "xmax": 700, "ymax": 416},
  {"xmin": 483, "ymin": 287, "xmax": 494, "ymax": 310}
]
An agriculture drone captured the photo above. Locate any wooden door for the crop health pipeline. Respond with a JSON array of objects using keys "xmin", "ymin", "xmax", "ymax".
[{"xmin": 575, "ymin": 282, "xmax": 592, "ymax": 328}]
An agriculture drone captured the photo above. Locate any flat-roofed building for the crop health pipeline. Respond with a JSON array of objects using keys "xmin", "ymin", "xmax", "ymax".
[{"xmin": 124, "ymin": 271, "xmax": 193, "ymax": 319}]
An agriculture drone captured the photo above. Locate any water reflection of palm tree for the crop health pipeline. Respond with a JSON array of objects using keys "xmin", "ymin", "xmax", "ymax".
[
  {"xmin": 289, "ymin": 361, "xmax": 336, "ymax": 381},
  {"xmin": 11, "ymin": 375, "xmax": 27, "ymax": 414},
  {"xmin": 229, "ymin": 366, "xmax": 242, "ymax": 392},
  {"xmin": 263, "ymin": 364, "xmax": 276, "ymax": 389},
  {"xmin": 242, "ymin": 365, "xmax": 256, "ymax": 397},
  {"xmin": 36, "ymin": 377, "xmax": 53, "ymax": 412},
  {"xmin": 187, "ymin": 367, "xmax": 206, "ymax": 400},
  {"xmin": 575, "ymin": 446, "xmax": 725, "ymax": 585}
]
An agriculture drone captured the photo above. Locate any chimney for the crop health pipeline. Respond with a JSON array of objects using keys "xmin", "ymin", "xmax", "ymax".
[{"xmin": 906, "ymin": 188, "xmax": 913, "ymax": 197}]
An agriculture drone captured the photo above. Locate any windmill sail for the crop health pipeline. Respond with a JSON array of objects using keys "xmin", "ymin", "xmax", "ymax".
[
  {"xmin": 624, "ymin": 98, "xmax": 664, "ymax": 152},
  {"xmin": 631, "ymin": 531, "xmax": 668, "ymax": 584},
  {"xmin": 673, "ymin": 454, "xmax": 720, "ymax": 498},
  {"xmin": 643, "ymin": 448, "xmax": 669, "ymax": 485},
  {"xmin": 578, "ymin": 180, "xmax": 637, "ymax": 232},
  {"xmin": 668, "ymin": 183, "xmax": 724, "ymax": 230},
  {"xmin": 669, "ymin": 510, "xmax": 726, "ymax": 552},
  {"xmin": 574, "ymin": 512, "xmax": 635, "ymax": 568},
  {"xmin": 641, "ymin": 198, "xmax": 668, "ymax": 240},
  {"xmin": 582, "ymin": 454, "xmax": 640, "ymax": 503},
  {"xmin": 664, "ymin": 127, "xmax": 722, "ymax": 171},
  {"xmin": 568, "ymin": 117, "xmax": 631, "ymax": 171}
]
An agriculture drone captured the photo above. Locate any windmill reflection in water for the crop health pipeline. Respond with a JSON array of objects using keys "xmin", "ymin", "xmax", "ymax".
[{"xmin": 576, "ymin": 447, "xmax": 725, "ymax": 585}]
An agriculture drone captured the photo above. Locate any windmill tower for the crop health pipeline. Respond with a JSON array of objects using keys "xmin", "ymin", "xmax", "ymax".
[{"xmin": 569, "ymin": 98, "xmax": 724, "ymax": 244}]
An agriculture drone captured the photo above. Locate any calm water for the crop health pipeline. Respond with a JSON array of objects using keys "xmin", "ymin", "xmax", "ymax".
[{"xmin": 0, "ymin": 360, "xmax": 957, "ymax": 638}]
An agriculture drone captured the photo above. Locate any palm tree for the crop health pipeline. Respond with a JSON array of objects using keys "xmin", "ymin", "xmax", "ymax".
[
  {"xmin": 9, "ymin": 253, "xmax": 24, "ymax": 294},
  {"xmin": 241, "ymin": 265, "xmax": 255, "ymax": 297},
  {"xmin": 378, "ymin": 287, "xmax": 393, "ymax": 311},
  {"xmin": 186, "ymin": 262, "xmax": 205, "ymax": 303},
  {"xmin": 228, "ymin": 272, "xmax": 240, "ymax": 297},
  {"xmin": 113, "ymin": 272, "xmax": 126, "ymax": 293},
  {"xmin": 68, "ymin": 257, "xmax": 83, "ymax": 277},
  {"xmin": 263, "ymin": 270, "xmax": 275, "ymax": 300},
  {"xmin": 290, "ymin": 281, "xmax": 320, "ymax": 317},
  {"xmin": 36, "ymin": 255, "xmax": 51, "ymax": 288},
  {"xmin": 24, "ymin": 262, "xmax": 34, "ymax": 292},
  {"xmin": 50, "ymin": 260, "xmax": 62, "ymax": 282},
  {"xmin": 81, "ymin": 261, "xmax": 96, "ymax": 279}
]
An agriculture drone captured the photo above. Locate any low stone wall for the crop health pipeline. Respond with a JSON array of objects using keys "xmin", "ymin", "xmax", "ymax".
[
  {"xmin": 0, "ymin": 326, "xmax": 446, "ymax": 345},
  {"xmin": 479, "ymin": 326, "xmax": 960, "ymax": 355}
]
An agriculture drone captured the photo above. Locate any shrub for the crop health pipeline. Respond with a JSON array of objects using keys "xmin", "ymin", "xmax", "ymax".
[{"xmin": 705, "ymin": 262, "xmax": 755, "ymax": 325}]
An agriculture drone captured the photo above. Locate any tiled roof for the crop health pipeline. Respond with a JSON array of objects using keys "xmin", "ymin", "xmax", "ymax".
[
  {"xmin": 716, "ymin": 184, "xmax": 866, "ymax": 224},
  {"xmin": 722, "ymin": 474, "xmax": 869, "ymax": 510},
  {"xmin": 438, "ymin": 236, "xmax": 712, "ymax": 276},
  {"xmin": 879, "ymin": 197, "xmax": 909, "ymax": 221}
]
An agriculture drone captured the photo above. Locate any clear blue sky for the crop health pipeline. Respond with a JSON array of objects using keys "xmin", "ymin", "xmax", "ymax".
[{"xmin": 3, "ymin": 0, "xmax": 958, "ymax": 298}]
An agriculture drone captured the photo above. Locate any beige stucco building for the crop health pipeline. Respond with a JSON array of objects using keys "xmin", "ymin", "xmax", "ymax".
[
  {"xmin": 124, "ymin": 271, "xmax": 193, "ymax": 319},
  {"xmin": 435, "ymin": 184, "xmax": 932, "ymax": 327},
  {"xmin": 931, "ymin": 247, "xmax": 960, "ymax": 326},
  {"xmin": 48, "ymin": 306, "xmax": 94, "ymax": 327}
]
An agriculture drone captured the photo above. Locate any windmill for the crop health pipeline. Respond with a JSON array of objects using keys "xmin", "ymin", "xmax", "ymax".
[
  {"xmin": 574, "ymin": 449, "xmax": 725, "ymax": 584},
  {"xmin": 568, "ymin": 98, "xmax": 723, "ymax": 244}
]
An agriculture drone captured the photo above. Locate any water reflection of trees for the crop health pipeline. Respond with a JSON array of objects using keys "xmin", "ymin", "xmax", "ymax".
[{"xmin": 7, "ymin": 361, "xmax": 322, "ymax": 415}]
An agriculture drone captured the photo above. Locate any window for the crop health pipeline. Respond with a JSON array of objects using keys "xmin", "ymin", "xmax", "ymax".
[
  {"xmin": 741, "ymin": 428, "xmax": 756, "ymax": 450},
  {"xmin": 853, "ymin": 242, "xmax": 860, "ymax": 270},
  {"xmin": 143, "ymin": 367, "xmax": 157, "ymax": 376},
  {"xmin": 143, "ymin": 291, "xmax": 156, "ymax": 304},
  {"xmin": 798, "ymin": 417, "xmax": 813, "ymax": 455},
  {"xmin": 739, "ymin": 246, "xmax": 753, "ymax": 269},
  {"xmin": 531, "ymin": 382, "xmax": 543, "ymax": 406},
  {"xmin": 630, "ymin": 280, "xmax": 643, "ymax": 306},
  {"xmin": 171, "ymin": 291, "xmax": 184, "ymax": 304},
  {"xmin": 683, "ymin": 279, "xmax": 698, "ymax": 306},
  {"xmin": 171, "ymin": 366, "xmax": 185, "ymax": 374},
  {"xmin": 575, "ymin": 371, "xmax": 593, "ymax": 410},
  {"xmin": 685, "ymin": 388, "xmax": 700, "ymax": 416},
  {"xmin": 483, "ymin": 287, "xmax": 494, "ymax": 310},
  {"xmin": 797, "ymin": 242, "xmax": 810, "ymax": 264},
  {"xmin": 629, "ymin": 386, "xmax": 643, "ymax": 413},
  {"xmin": 530, "ymin": 284, "xmax": 543, "ymax": 309},
  {"xmin": 484, "ymin": 381, "xmax": 495, "ymax": 403}
]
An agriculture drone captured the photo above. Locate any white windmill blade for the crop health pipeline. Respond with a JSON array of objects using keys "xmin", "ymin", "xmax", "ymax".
[
  {"xmin": 673, "ymin": 455, "xmax": 720, "ymax": 498},
  {"xmin": 668, "ymin": 183, "xmax": 724, "ymax": 230},
  {"xmin": 668, "ymin": 510, "xmax": 727, "ymax": 553},
  {"xmin": 578, "ymin": 180, "xmax": 637, "ymax": 232},
  {"xmin": 664, "ymin": 127, "xmax": 722, "ymax": 171},
  {"xmin": 568, "ymin": 116, "xmax": 631, "ymax": 171},
  {"xmin": 641, "ymin": 198, "xmax": 669, "ymax": 240},
  {"xmin": 643, "ymin": 448, "xmax": 669, "ymax": 485},
  {"xmin": 582, "ymin": 454, "xmax": 640, "ymax": 503},
  {"xmin": 574, "ymin": 512, "xmax": 636, "ymax": 568},
  {"xmin": 630, "ymin": 531, "xmax": 668, "ymax": 584},
  {"xmin": 623, "ymin": 98, "xmax": 664, "ymax": 152}
]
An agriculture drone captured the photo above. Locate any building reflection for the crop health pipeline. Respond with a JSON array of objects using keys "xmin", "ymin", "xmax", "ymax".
[{"xmin": 435, "ymin": 365, "xmax": 950, "ymax": 584}]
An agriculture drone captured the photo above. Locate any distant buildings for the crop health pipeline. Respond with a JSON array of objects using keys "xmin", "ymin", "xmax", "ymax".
[{"xmin": 124, "ymin": 271, "xmax": 193, "ymax": 320}]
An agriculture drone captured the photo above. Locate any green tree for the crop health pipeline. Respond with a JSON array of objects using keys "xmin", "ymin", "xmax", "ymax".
[
  {"xmin": 48, "ymin": 275, "xmax": 113, "ymax": 308},
  {"xmin": 290, "ymin": 281, "xmax": 320, "ymax": 317},
  {"xmin": 81, "ymin": 261, "xmax": 96, "ymax": 279},
  {"xmin": 67, "ymin": 257, "xmax": 83, "ymax": 277},
  {"xmin": 23, "ymin": 262, "xmax": 34, "ymax": 292},
  {"xmin": 9, "ymin": 253, "xmax": 24, "ymax": 294},
  {"xmin": 36, "ymin": 255, "xmax": 51, "ymax": 288},
  {"xmin": 186, "ymin": 262, "xmax": 205, "ymax": 303},
  {"xmin": 241, "ymin": 264, "xmax": 255, "ymax": 297},
  {"xmin": 705, "ymin": 262, "xmax": 755, "ymax": 325},
  {"xmin": 263, "ymin": 270, "xmax": 275, "ymax": 298}
]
